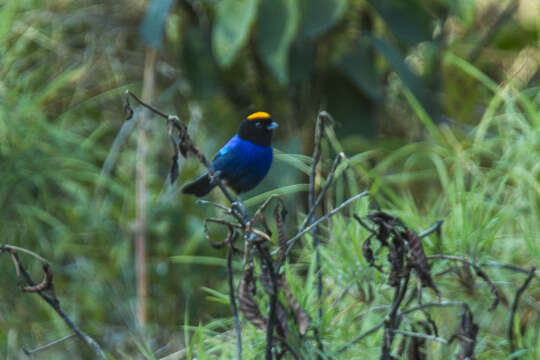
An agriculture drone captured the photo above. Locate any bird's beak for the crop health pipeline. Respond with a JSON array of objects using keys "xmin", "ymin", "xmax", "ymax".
[{"xmin": 267, "ymin": 122, "xmax": 278, "ymax": 130}]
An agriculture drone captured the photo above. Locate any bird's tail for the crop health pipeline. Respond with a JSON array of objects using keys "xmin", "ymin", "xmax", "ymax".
[{"xmin": 182, "ymin": 172, "xmax": 215, "ymax": 197}]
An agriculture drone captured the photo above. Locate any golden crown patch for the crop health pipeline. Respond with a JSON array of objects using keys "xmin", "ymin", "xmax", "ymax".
[{"xmin": 247, "ymin": 112, "xmax": 271, "ymax": 120}]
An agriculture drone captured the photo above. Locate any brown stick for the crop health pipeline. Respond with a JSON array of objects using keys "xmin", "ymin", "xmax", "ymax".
[
  {"xmin": 135, "ymin": 47, "xmax": 157, "ymax": 327},
  {"xmin": 1, "ymin": 246, "xmax": 106, "ymax": 359},
  {"xmin": 508, "ymin": 266, "xmax": 536, "ymax": 354}
]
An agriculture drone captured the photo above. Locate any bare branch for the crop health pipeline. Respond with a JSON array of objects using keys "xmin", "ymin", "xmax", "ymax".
[
  {"xmin": 227, "ymin": 247, "xmax": 242, "ymax": 360},
  {"xmin": 428, "ymin": 254, "xmax": 507, "ymax": 311},
  {"xmin": 280, "ymin": 191, "xmax": 370, "ymax": 258},
  {"xmin": 23, "ymin": 333, "xmax": 76, "ymax": 356},
  {"xmin": 391, "ymin": 329, "xmax": 448, "ymax": 344},
  {"xmin": 381, "ymin": 272, "xmax": 410, "ymax": 359},
  {"xmin": 508, "ymin": 266, "xmax": 536, "ymax": 353},
  {"xmin": 1, "ymin": 248, "xmax": 106, "ymax": 359},
  {"xmin": 418, "ymin": 220, "xmax": 443, "ymax": 239}
]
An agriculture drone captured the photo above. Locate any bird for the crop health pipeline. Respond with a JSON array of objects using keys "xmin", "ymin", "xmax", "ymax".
[{"xmin": 182, "ymin": 111, "xmax": 278, "ymax": 197}]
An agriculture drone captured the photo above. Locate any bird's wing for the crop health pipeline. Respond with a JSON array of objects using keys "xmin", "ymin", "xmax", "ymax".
[{"xmin": 213, "ymin": 145, "xmax": 246, "ymax": 175}]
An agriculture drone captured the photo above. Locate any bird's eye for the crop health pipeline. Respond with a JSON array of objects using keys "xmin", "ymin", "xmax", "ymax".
[{"xmin": 255, "ymin": 122, "xmax": 262, "ymax": 128}]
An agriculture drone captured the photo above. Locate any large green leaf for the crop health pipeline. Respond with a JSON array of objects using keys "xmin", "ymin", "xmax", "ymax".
[
  {"xmin": 298, "ymin": 0, "xmax": 348, "ymax": 39},
  {"xmin": 140, "ymin": 0, "xmax": 175, "ymax": 49},
  {"xmin": 288, "ymin": 40, "xmax": 316, "ymax": 83},
  {"xmin": 256, "ymin": 0, "xmax": 299, "ymax": 84},
  {"xmin": 212, "ymin": 0, "xmax": 260, "ymax": 68},
  {"xmin": 183, "ymin": 28, "xmax": 221, "ymax": 98},
  {"xmin": 336, "ymin": 38, "xmax": 382, "ymax": 102},
  {"xmin": 367, "ymin": 0, "xmax": 432, "ymax": 46},
  {"xmin": 371, "ymin": 36, "xmax": 428, "ymax": 108},
  {"xmin": 325, "ymin": 73, "xmax": 377, "ymax": 138}
]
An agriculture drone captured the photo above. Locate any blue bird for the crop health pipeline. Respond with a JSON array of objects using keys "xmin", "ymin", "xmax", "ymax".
[{"xmin": 182, "ymin": 112, "xmax": 278, "ymax": 197}]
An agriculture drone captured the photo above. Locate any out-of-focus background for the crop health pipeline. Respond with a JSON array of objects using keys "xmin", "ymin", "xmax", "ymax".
[{"xmin": 1, "ymin": 0, "xmax": 539, "ymax": 358}]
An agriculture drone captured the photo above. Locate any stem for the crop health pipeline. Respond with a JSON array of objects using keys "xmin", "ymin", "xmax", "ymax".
[
  {"xmin": 380, "ymin": 273, "xmax": 410, "ymax": 359},
  {"xmin": 23, "ymin": 333, "xmax": 76, "ymax": 356},
  {"xmin": 135, "ymin": 47, "xmax": 157, "ymax": 327},
  {"xmin": 281, "ymin": 191, "xmax": 370, "ymax": 258},
  {"xmin": 508, "ymin": 266, "xmax": 536, "ymax": 354},
  {"xmin": 3, "ymin": 251, "xmax": 106, "ymax": 359},
  {"xmin": 227, "ymin": 247, "xmax": 242, "ymax": 360},
  {"xmin": 308, "ymin": 112, "xmax": 324, "ymax": 357}
]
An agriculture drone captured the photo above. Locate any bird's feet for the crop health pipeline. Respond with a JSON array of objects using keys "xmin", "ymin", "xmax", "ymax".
[
  {"xmin": 209, "ymin": 170, "xmax": 223, "ymax": 186},
  {"xmin": 231, "ymin": 198, "xmax": 248, "ymax": 221}
]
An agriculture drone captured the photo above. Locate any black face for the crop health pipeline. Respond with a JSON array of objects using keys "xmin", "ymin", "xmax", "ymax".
[{"xmin": 238, "ymin": 117, "xmax": 278, "ymax": 147}]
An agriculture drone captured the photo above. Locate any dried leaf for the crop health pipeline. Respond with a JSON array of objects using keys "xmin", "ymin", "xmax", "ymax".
[
  {"xmin": 274, "ymin": 203, "xmax": 288, "ymax": 263},
  {"xmin": 275, "ymin": 301, "xmax": 289, "ymax": 339},
  {"xmin": 259, "ymin": 266, "xmax": 273, "ymax": 295},
  {"xmin": 407, "ymin": 321, "xmax": 431, "ymax": 360},
  {"xmin": 169, "ymin": 153, "xmax": 179, "ymax": 184},
  {"xmin": 405, "ymin": 229, "xmax": 439, "ymax": 294},
  {"xmin": 457, "ymin": 308, "xmax": 478, "ymax": 360},
  {"xmin": 388, "ymin": 237, "xmax": 406, "ymax": 287},
  {"xmin": 456, "ymin": 264, "xmax": 476, "ymax": 294},
  {"xmin": 238, "ymin": 264, "xmax": 266, "ymax": 331},
  {"xmin": 362, "ymin": 234, "xmax": 384, "ymax": 273},
  {"xmin": 281, "ymin": 274, "xmax": 310, "ymax": 336},
  {"xmin": 474, "ymin": 267, "xmax": 508, "ymax": 311},
  {"xmin": 21, "ymin": 264, "xmax": 53, "ymax": 293}
]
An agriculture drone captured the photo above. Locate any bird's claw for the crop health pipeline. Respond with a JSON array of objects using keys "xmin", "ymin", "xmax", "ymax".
[
  {"xmin": 231, "ymin": 200, "xmax": 248, "ymax": 220},
  {"xmin": 209, "ymin": 171, "xmax": 222, "ymax": 186}
]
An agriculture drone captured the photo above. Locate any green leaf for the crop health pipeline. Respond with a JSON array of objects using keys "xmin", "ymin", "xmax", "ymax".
[
  {"xmin": 298, "ymin": 0, "xmax": 348, "ymax": 39},
  {"xmin": 288, "ymin": 41, "xmax": 316, "ymax": 83},
  {"xmin": 366, "ymin": 0, "xmax": 432, "ymax": 46},
  {"xmin": 0, "ymin": 0, "xmax": 17, "ymax": 43},
  {"xmin": 183, "ymin": 28, "xmax": 221, "ymax": 98},
  {"xmin": 212, "ymin": 0, "xmax": 260, "ymax": 68},
  {"xmin": 371, "ymin": 36, "xmax": 429, "ymax": 110},
  {"xmin": 140, "ymin": 0, "xmax": 175, "ymax": 50},
  {"xmin": 336, "ymin": 38, "xmax": 383, "ymax": 102},
  {"xmin": 243, "ymin": 184, "xmax": 309, "ymax": 207},
  {"xmin": 325, "ymin": 73, "xmax": 377, "ymax": 137},
  {"xmin": 256, "ymin": 0, "xmax": 299, "ymax": 84}
]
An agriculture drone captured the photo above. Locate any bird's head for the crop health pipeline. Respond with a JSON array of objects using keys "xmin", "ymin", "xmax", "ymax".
[{"xmin": 238, "ymin": 111, "xmax": 278, "ymax": 147}]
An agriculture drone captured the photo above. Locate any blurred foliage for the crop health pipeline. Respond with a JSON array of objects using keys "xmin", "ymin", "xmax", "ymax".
[{"xmin": 0, "ymin": 0, "xmax": 539, "ymax": 358}]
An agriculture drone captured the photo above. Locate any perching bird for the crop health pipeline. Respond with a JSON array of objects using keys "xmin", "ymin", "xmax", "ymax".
[{"xmin": 182, "ymin": 112, "xmax": 278, "ymax": 197}]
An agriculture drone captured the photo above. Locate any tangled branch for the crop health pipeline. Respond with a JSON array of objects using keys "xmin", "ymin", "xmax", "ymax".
[{"xmin": 1, "ymin": 245, "xmax": 106, "ymax": 359}]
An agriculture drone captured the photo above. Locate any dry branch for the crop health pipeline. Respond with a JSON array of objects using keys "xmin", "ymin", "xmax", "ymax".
[{"xmin": 1, "ymin": 245, "xmax": 106, "ymax": 359}]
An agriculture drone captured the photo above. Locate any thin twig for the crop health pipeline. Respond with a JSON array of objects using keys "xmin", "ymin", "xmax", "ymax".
[
  {"xmin": 2, "ymin": 250, "xmax": 106, "ymax": 359},
  {"xmin": 300, "ymin": 153, "xmax": 346, "ymax": 232},
  {"xmin": 196, "ymin": 199, "xmax": 233, "ymax": 213},
  {"xmin": 337, "ymin": 323, "xmax": 385, "ymax": 353},
  {"xmin": 481, "ymin": 261, "xmax": 540, "ymax": 277},
  {"xmin": 309, "ymin": 112, "xmax": 325, "ymax": 358},
  {"xmin": 338, "ymin": 301, "xmax": 467, "ymax": 353},
  {"xmin": 400, "ymin": 301, "xmax": 468, "ymax": 316},
  {"xmin": 508, "ymin": 266, "xmax": 536, "ymax": 354},
  {"xmin": 125, "ymin": 92, "xmax": 244, "ymax": 222},
  {"xmin": 23, "ymin": 333, "xmax": 76, "ymax": 356},
  {"xmin": 468, "ymin": 0, "xmax": 519, "ymax": 62},
  {"xmin": 429, "ymin": 254, "xmax": 506, "ymax": 311},
  {"xmin": 126, "ymin": 90, "xmax": 168, "ymax": 119},
  {"xmin": 391, "ymin": 329, "xmax": 448, "ymax": 344},
  {"xmin": 418, "ymin": 220, "xmax": 443, "ymax": 239},
  {"xmin": 381, "ymin": 272, "xmax": 410, "ymax": 359},
  {"xmin": 280, "ymin": 191, "xmax": 370, "ymax": 258},
  {"xmin": 258, "ymin": 245, "xmax": 279, "ymax": 360},
  {"xmin": 227, "ymin": 247, "xmax": 242, "ymax": 360},
  {"xmin": 1, "ymin": 245, "xmax": 49, "ymax": 263}
]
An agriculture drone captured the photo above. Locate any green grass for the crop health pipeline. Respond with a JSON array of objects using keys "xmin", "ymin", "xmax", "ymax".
[
  {"xmin": 1, "ymin": 1, "xmax": 539, "ymax": 359},
  {"xmin": 169, "ymin": 71, "xmax": 539, "ymax": 359}
]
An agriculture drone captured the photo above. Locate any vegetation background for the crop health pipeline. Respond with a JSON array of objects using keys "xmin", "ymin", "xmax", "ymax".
[{"xmin": 0, "ymin": 0, "xmax": 538, "ymax": 358}]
